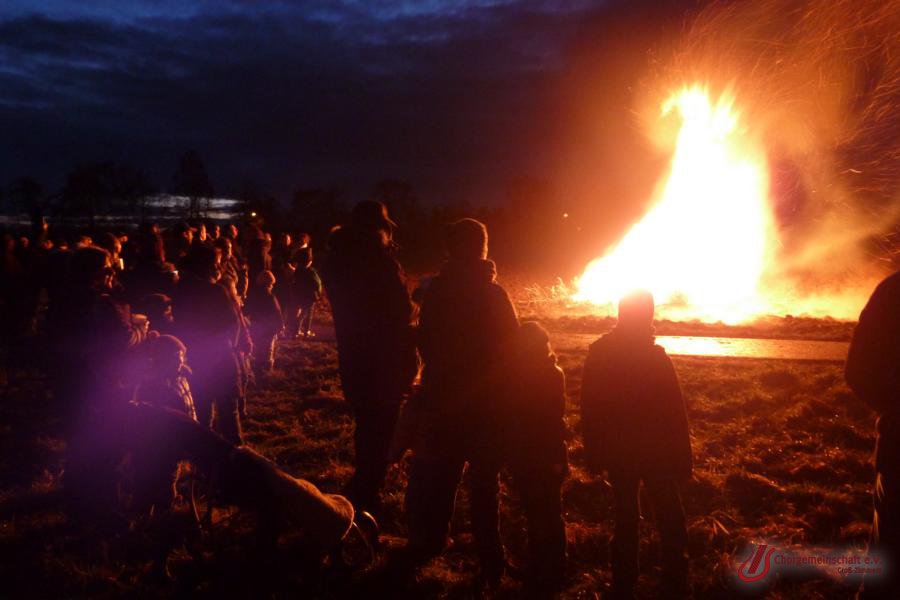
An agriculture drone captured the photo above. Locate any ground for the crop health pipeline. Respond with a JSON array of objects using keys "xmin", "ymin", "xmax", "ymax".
[{"xmin": 0, "ymin": 310, "xmax": 876, "ymax": 598}]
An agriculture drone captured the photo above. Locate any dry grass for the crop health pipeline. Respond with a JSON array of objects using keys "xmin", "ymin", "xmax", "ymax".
[{"xmin": 0, "ymin": 315, "xmax": 876, "ymax": 598}]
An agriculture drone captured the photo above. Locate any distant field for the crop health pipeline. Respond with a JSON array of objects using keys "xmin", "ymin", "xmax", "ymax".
[{"xmin": 0, "ymin": 314, "xmax": 876, "ymax": 597}]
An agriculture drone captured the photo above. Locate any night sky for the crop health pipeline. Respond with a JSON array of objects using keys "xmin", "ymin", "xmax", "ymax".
[{"xmin": 0, "ymin": 1, "xmax": 694, "ymax": 208}]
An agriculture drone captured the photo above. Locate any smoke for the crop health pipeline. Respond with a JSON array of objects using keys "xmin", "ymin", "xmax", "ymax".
[{"xmin": 657, "ymin": 0, "xmax": 899, "ymax": 318}]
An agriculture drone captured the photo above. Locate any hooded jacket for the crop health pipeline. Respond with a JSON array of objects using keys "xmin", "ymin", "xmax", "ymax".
[
  {"xmin": 505, "ymin": 349, "xmax": 568, "ymax": 474},
  {"xmin": 322, "ymin": 225, "xmax": 417, "ymax": 396},
  {"xmin": 846, "ymin": 270, "xmax": 900, "ymax": 472},
  {"xmin": 580, "ymin": 326, "xmax": 692, "ymax": 479},
  {"xmin": 417, "ymin": 258, "xmax": 519, "ymax": 453}
]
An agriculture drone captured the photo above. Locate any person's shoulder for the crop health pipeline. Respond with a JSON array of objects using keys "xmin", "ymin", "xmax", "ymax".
[
  {"xmin": 854, "ymin": 270, "xmax": 900, "ymax": 323},
  {"xmin": 489, "ymin": 280, "xmax": 513, "ymax": 300},
  {"xmin": 587, "ymin": 332, "xmax": 614, "ymax": 353},
  {"xmin": 650, "ymin": 340, "xmax": 670, "ymax": 356},
  {"xmin": 871, "ymin": 270, "xmax": 900, "ymax": 299},
  {"xmin": 649, "ymin": 341, "xmax": 675, "ymax": 367}
]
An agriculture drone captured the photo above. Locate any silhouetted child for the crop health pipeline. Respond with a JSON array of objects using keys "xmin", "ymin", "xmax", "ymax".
[
  {"xmin": 290, "ymin": 246, "xmax": 321, "ymax": 338},
  {"xmin": 244, "ymin": 270, "xmax": 283, "ymax": 377},
  {"xmin": 506, "ymin": 321, "xmax": 568, "ymax": 593},
  {"xmin": 580, "ymin": 290, "xmax": 692, "ymax": 598}
]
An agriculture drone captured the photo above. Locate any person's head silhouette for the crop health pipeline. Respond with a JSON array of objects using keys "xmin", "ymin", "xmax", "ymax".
[
  {"xmin": 617, "ymin": 289, "xmax": 654, "ymax": 331},
  {"xmin": 446, "ymin": 218, "xmax": 488, "ymax": 261}
]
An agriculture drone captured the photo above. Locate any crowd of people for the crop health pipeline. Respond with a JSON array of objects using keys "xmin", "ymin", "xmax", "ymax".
[{"xmin": 0, "ymin": 200, "xmax": 897, "ymax": 598}]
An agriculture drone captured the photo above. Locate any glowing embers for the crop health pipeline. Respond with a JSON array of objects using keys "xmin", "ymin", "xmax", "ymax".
[{"xmin": 574, "ymin": 87, "xmax": 776, "ymax": 323}]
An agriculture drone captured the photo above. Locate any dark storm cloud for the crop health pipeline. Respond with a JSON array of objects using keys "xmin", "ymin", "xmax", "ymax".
[{"xmin": 0, "ymin": 1, "xmax": 683, "ymax": 203}]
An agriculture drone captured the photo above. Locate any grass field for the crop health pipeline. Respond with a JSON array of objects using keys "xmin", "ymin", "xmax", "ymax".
[{"xmin": 0, "ymin": 312, "xmax": 876, "ymax": 598}]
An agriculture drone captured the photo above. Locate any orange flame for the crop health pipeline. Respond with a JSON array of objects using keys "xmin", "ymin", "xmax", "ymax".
[{"xmin": 573, "ymin": 86, "xmax": 777, "ymax": 323}]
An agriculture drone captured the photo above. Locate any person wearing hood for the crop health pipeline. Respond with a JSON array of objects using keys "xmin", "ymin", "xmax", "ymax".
[
  {"xmin": 504, "ymin": 321, "xmax": 569, "ymax": 593},
  {"xmin": 846, "ymin": 270, "xmax": 900, "ymax": 599},
  {"xmin": 321, "ymin": 201, "xmax": 418, "ymax": 518},
  {"xmin": 402, "ymin": 218, "xmax": 519, "ymax": 585},
  {"xmin": 580, "ymin": 290, "xmax": 691, "ymax": 598}
]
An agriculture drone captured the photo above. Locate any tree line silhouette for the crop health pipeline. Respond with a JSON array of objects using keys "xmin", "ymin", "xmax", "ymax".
[{"xmin": 3, "ymin": 151, "xmax": 592, "ymax": 276}]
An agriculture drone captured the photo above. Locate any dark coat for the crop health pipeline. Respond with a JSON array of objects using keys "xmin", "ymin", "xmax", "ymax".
[
  {"xmin": 293, "ymin": 266, "xmax": 322, "ymax": 306},
  {"xmin": 245, "ymin": 285, "xmax": 284, "ymax": 338},
  {"xmin": 846, "ymin": 271, "xmax": 900, "ymax": 472},
  {"xmin": 322, "ymin": 225, "xmax": 417, "ymax": 399},
  {"xmin": 120, "ymin": 260, "xmax": 176, "ymax": 304},
  {"xmin": 505, "ymin": 354, "xmax": 568, "ymax": 475},
  {"xmin": 171, "ymin": 275, "xmax": 242, "ymax": 366},
  {"xmin": 580, "ymin": 328, "xmax": 692, "ymax": 479},
  {"xmin": 417, "ymin": 258, "xmax": 519, "ymax": 455},
  {"xmin": 245, "ymin": 238, "xmax": 271, "ymax": 282},
  {"xmin": 50, "ymin": 283, "xmax": 145, "ymax": 431}
]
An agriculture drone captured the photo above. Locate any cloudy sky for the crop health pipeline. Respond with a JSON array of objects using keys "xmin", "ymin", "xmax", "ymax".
[{"xmin": 0, "ymin": 0, "xmax": 692, "ymax": 206}]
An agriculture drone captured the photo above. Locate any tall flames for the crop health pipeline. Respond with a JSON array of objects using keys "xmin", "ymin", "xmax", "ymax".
[{"xmin": 573, "ymin": 86, "xmax": 777, "ymax": 323}]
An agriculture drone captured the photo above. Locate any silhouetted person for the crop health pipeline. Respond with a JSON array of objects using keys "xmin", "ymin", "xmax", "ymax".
[
  {"xmin": 505, "ymin": 321, "xmax": 568, "ymax": 593},
  {"xmin": 404, "ymin": 218, "xmax": 518, "ymax": 584},
  {"xmin": 215, "ymin": 265, "xmax": 254, "ymax": 419},
  {"xmin": 172, "ymin": 244, "xmax": 243, "ymax": 444},
  {"xmin": 205, "ymin": 219, "xmax": 221, "ymax": 242},
  {"xmin": 322, "ymin": 201, "xmax": 418, "ymax": 517},
  {"xmin": 221, "ymin": 223, "xmax": 248, "ymax": 298},
  {"xmin": 120, "ymin": 225, "xmax": 177, "ymax": 304},
  {"xmin": 96, "ymin": 232, "xmax": 123, "ymax": 271},
  {"xmin": 580, "ymin": 290, "xmax": 691, "ymax": 598},
  {"xmin": 214, "ymin": 236, "xmax": 240, "ymax": 290},
  {"xmin": 271, "ymin": 232, "xmax": 296, "ymax": 331},
  {"xmin": 291, "ymin": 246, "xmax": 322, "ymax": 338},
  {"xmin": 134, "ymin": 293, "xmax": 176, "ymax": 336},
  {"xmin": 245, "ymin": 225, "xmax": 271, "ymax": 285},
  {"xmin": 169, "ymin": 222, "xmax": 194, "ymax": 264},
  {"xmin": 846, "ymin": 270, "xmax": 900, "ymax": 599},
  {"xmin": 189, "ymin": 220, "xmax": 209, "ymax": 247},
  {"xmin": 245, "ymin": 270, "xmax": 283, "ymax": 378},
  {"xmin": 51, "ymin": 246, "xmax": 147, "ymax": 523}
]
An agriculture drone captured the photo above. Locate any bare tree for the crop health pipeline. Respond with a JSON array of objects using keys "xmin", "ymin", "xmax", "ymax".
[{"xmin": 171, "ymin": 150, "xmax": 214, "ymax": 218}]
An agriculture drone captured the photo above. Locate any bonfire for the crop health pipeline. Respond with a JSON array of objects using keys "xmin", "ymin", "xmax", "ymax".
[{"xmin": 573, "ymin": 86, "xmax": 775, "ymax": 324}]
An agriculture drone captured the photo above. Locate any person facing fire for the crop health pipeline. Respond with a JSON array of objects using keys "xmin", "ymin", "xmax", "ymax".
[
  {"xmin": 504, "ymin": 320, "xmax": 569, "ymax": 593},
  {"xmin": 322, "ymin": 200, "xmax": 418, "ymax": 518},
  {"xmin": 244, "ymin": 270, "xmax": 283, "ymax": 378},
  {"xmin": 580, "ymin": 290, "xmax": 692, "ymax": 598},
  {"xmin": 51, "ymin": 246, "xmax": 148, "ymax": 523},
  {"xmin": 271, "ymin": 232, "xmax": 296, "ymax": 332},
  {"xmin": 120, "ymin": 224, "xmax": 177, "ymax": 304},
  {"xmin": 171, "ymin": 244, "xmax": 243, "ymax": 445},
  {"xmin": 402, "ymin": 218, "xmax": 519, "ymax": 585},
  {"xmin": 846, "ymin": 270, "xmax": 900, "ymax": 599},
  {"xmin": 291, "ymin": 246, "xmax": 322, "ymax": 338}
]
